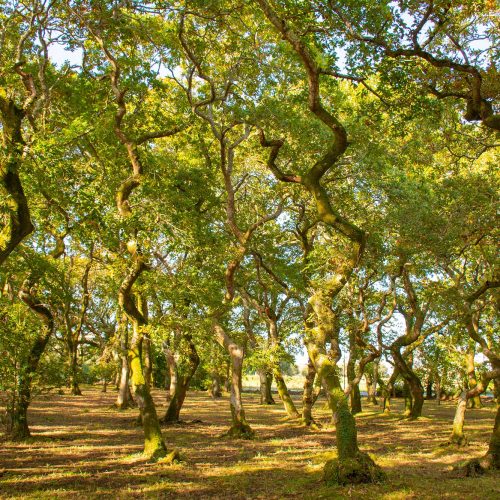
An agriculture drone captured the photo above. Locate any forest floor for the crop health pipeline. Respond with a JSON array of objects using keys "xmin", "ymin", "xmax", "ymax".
[{"xmin": 0, "ymin": 387, "xmax": 498, "ymax": 499}]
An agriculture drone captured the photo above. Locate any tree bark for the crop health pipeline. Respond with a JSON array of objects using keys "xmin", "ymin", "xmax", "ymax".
[
  {"xmin": 210, "ymin": 373, "xmax": 222, "ymax": 398},
  {"xmin": 143, "ymin": 336, "xmax": 153, "ymax": 390},
  {"xmin": 213, "ymin": 321, "xmax": 253, "ymax": 438},
  {"xmin": 0, "ymin": 98, "xmax": 34, "ymax": 268},
  {"xmin": 258, "ymin": 370, "xmax": 275, "ymax": 405},
  {"xmin": 8, "ymin": 276, "xmax": 54, "ymax": 440},
  {"xmin": 382, "ymin": 368, "xmax": 399, "ymax": 414},
  {"xmin": 347, "ymin": 330, "xmax": 362, "ymax": 415},
  {"xmin": 449, "ymin": 390, "xmax": 468, "ymax": 446},
  {"xmin": 302, "ymin": 358, "xmax": 316, "ymax": 426},
  {"xmin": 119, "ymin": 259, "xmax": 167, "ymax": 459},
  {"xmin": 116, "ymin": 317, "xmax": 134, "ymax": 409},
  {"xmin": 67, "ymin": 343, "xmax": 82, "ymax": 396},
  {"xmin": 268, "ymin": 316, "xmax": 298, "ymax": 417},
  {"xmin": 466, "ymin": 342, "xmax": 482, "ymax": 409},
  {"xmin": 426, "ymin": 377, "xmax": 433, "ymax": 399},
  {"xmin": 163, "ymin": 337, "xmax": 199, "ymax": 423},
  {"xmin": 275, "ymin": 371, "xmax": 299, "ymax": 419},
  {"xmin": 367, "ymin": 360, "xmax": 379, "ymax": 405},
  {"xmin": 391, "ymin": 348, "xmax": 424, "ymax": 419}
]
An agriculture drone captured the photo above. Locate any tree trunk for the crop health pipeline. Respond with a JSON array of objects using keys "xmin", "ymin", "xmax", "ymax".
[
  {"xmin": 347, "ymin": 332, "xmax": 361, "ymax": 415},
  {"xmin": 391, "ymin": 348, "xmax": 423, "ymax": 419},
  {"xmin": 464, "ymin": 376, "xmax": 500, "ymax": 475},
  {"xmin": 382, "ymin": 368, "xmax": 398, "ymax": 414},
  {"xmin": 426, "ymin": 377, "xmax": 433, "ymax": 399},
  {"xmin": 268, "ymin": 319, "xmax": 298, "ymax": 417},
  {"xmin": 466, "ymin": 342, "xmax": 482, "ymax": 409},
  {"xmin": 128, "ymin": 322, "xmax": 167, "ymax": 458},
  {"xmin": 449, "ymin": 390, "xmax": 468, "ymax": 446},
  {"xmin": 163, "ymin": 338, "xmax": 199, "ymax": 423},
  {"xmin": 258, "ymin": 370, "xmax": 275, "ymax": 405},
  {"xmin": 275, "ymin": 371, "xmax": 299, "ymax": 418},
  {"xmin": 213, "ymin": 321, "xmax": 253, "ymax": 438},
  {"xmin": 369, "ymin": 359, "xmax": 379, "ymax": 405},
  {"xmin": 435, "ymin": 377, "xmax": 442, "ymax": 405},
  {"xmin": 403, "ymin": 381, "xmax": 413, "ymax": 417},
  {"xmin": 485, "ymin": 398, "xmax": 500, "ymax": 468},
  {"xmin": 210, "ymin": 373, "xmax": 222, "ymax": 398},
  {"xmin": 116, "ymin": 324, "xmax": 134, "ymax": 409},
  {"xmin": 304, "ymin": 291, "xmax": 383, "ymax": 484},
  {"xmin": 9, "ymin": 323, "xmax": 52, "ymax": 440},
  {"xmin": 8, "ymin": 277, "xmax": 55, "ymax": 440},
  {"xmin": 0, "ymin": 98, "xmax": 34, "ymax": 268},
  {"xmin": 143, "ymin": 337, "xmax": 153, "ymax": 390},
  {"xmin": 163, "ymin": 341, "xmax": 178, "ymax": 403},
  {"xmin": 68, "ymin": 341, "xmax": 82, "ymax": 396},
  {"xmin": 119, "ymin": 261, "xmax": 167, "ymax": 460},
  {"xmin": 302, "ymin": 358, "xmax": 316, "ymax": 426}
]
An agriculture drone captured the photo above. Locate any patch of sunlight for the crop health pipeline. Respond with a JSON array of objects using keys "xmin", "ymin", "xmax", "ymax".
[{"xmin": 382, "ymin": 488, "xmax": 416, "ymax": 499}]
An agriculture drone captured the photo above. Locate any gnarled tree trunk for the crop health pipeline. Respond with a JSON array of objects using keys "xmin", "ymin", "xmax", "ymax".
[
  {"xmin": 119, "ymin": 259, "xmax": 167, "ymax": 460},
  {"xmin": 391, "ymin": 349, "xmax": 423, "ymax": 419},
  {"xmin": 466, "ymin": 342, "xmax": 482, "ymax": 409},
  {"xmin": 163, "ymin": 336, "xmax": 199, "ymax": 423},
  {"xmin": 213, "ymin": 321, "xmax": 253, "ymax": 438},
  {"xmin": 8, "ymin": 276, "xmax": 54, "ymax": 440},
  {"xmin": 258, "ymin": 370, "xmax": 275, "ymax": 405},
  {"xmin": 0, "ymin": 98, "xmax": 34, "ymax": 268}
]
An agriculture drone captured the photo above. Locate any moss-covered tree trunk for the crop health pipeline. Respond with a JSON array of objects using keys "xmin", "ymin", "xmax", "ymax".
[
  {"xmin": 466, "ymin": 342, "xmax": 482, "ymax": 409},
  {"xmin": 305, "ymin": 293, "xmax": 384, "ymax": 484},
  {"xmin": 448, "ymin": 390, "xmax": 468, "ymax": 446},
  {"xmin": 143, "ymin": 337, "xmax": 152, "ymax": 390},
  {"xmin": 128, "ymin": 330, "xmax": 167, "ymax": 458},
  {"xmin": 0, "ymin": 98, "xmax": 34, "ymax": 268},
  {"xmin": 257, "ymin": 0, "xmax": 383, "ymax": 483},
  {"xmin": 8, "ymin": 324, "xmax": 53, "ymax": 440},
  {"xmin": 302, "ymin": 358, "xmax": 316, "ymax": 426},
  {"xmin": 275, "ymin": 372, "xmax": 299, "ymax": 419},
  {"xmin": 9, "ymin": 277, "xmax": 55, "ymax": 440},
  {"xmin": 119, "ymin": 259, "xmax": 167, "ymax": 460},
  {"xmin": 346, "ymin": 332, "xmax": 362, "ymax": 415}
]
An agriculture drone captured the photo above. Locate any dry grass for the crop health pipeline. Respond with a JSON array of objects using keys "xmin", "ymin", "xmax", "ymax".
[{"xmin": 0, "ymin": 387, "xmax": 498, "ymax": 499}]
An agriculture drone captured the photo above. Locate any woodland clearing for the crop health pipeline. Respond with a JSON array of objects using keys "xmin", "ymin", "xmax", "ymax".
[{"xmin": 1, "ymin": 388, "xmax": 498, "ymax": 499}]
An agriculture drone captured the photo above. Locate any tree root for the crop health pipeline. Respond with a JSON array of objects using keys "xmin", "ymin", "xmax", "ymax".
[
  {"xmin": 157, "ymin": 449, "xmax": 181, "ymax": 465},
  {"xmin": 444, "ymin": 434, "xmax": 469, "ymax": 447},
  {"xmin": 462, "ymin": 453, "xmax": 497, "ymax": 477},
  {"xmin": 323, "ymin": 452, "xmax": 385, "ymax": 486},
  {"xmin": 223, "ymin": 423, "xmax": 254, "ymax": 439}
]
